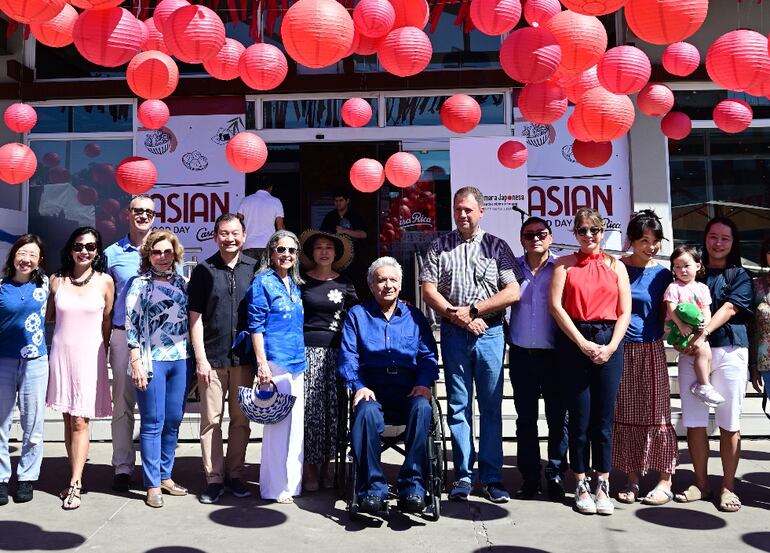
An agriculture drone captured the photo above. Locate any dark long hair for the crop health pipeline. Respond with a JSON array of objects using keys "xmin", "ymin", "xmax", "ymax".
[
  {"xmin": 2, "ymin": 234, "xmax": 46, "ymax": 286},
  {"xmin": 58, "ymin": 227, "xmax": 107, "ymax": 277},
  {"xmin": 702, "ymin": 216, "xmax": 742, "ymax": 268}
]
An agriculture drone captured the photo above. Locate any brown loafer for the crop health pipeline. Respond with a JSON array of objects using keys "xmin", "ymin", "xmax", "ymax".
[
  {"xmin": 145, "ymin": 493, "xmax": 163, "ymax": 508},
  {"xmin": 160, "ymin": 482, "xmax": 187, "ymax": 496}
]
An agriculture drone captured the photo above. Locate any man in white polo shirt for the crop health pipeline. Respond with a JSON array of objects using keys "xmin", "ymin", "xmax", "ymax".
[{"xmin": 236, "ymin": 180, "xmax": 284, "ymax": 261}]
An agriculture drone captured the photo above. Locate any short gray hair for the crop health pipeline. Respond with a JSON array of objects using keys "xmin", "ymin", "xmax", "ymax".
[
  {"xmin": 367, "ymin": 256, "xmax": 402, "ymax": 289},
  {"xmin": 258, "ymin": 230, "xmax": 304, "ymax": 286},
  {"xmin": 129, "ymin": 194, "xmax": 154, "ymax": 208},
  {"xmin": 453, "ymin": 186, "xmax": 484, "ymax": 208}
]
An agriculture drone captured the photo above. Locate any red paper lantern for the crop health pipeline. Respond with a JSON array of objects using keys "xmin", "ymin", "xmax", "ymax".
[
  {"xmin": 48, "ymin": 166, "xmax": 70, "ymax": 183},
  {"xmin": 4, "ymin": 103, "xmax": 37, "ymax": 133},
  {"xmin": 572, "ymin": 139, "xmax": 612, "ymax": 167},
  {"xmin": 562, "ymin": 65, "xmax": 600, "ymax": 103},
  {"xmin": 500, "ymin": 27, "xmax": 561, "ymax": 84},
  {"xmin": 225, "ymin": 132, "xmax": 268, "ymax": 173},
  {"xmin": 523, "ymin": 0, "xmax": 561, "ymax": 26},
  {"xmin": 746, "ymin": 78, "xmax": 770, "ymax": 98},
  {"xmin": 544, "ymin": 10, "xmax": 606, "ymax": 74},
  {"xmin": 470, "ymin": 0, "xmax": 522, "ymax": 36},
  {"xmin": 239, "ymin": 43, "xmax": 288, "ymax": 91},
  {"xmin": 378, "ymin": 26, "xmax": 433, "ymax": 77},
  {"xmin": 385, "ymin": 152, "xmax": 422, "ymax": 187},
  {"xmin": 706, "ymin": 30, "xmax": 770, "ymax": 93},
  {"xmin": 0, "ymin": 143, "xmax": 36, "ymax": 185},
  {"xmin": 85, "ymin": 143, "xmax": 101, "ymax": 158},
  {"xmin": 354, "ymin": 0, "xmax": 395, "ymax": 38},
  {"xmin": 152, "ymin": 0, "xmax": 189, "ymax": 34},
  {"xmin": 625, "ymin": 0, "xmax": 708, "ymax": 45},
  {"xmin": 573, "ymin": 86, "xmax": 635, "ymax": 142},
  {"xmin": 203, "ymin": 38, "xmax": 245, "ymax": 81},
  {"xmin": 355, "ymin": 33, "xmax": 382, "ymax": 55},
  {"xmin": 636, "ymin": 83, "xmax": 674, "ymax": 117},
  {"xmin": 350, "ymin": 158, "xmax": 385, "ymax": 192},
  {"xmin": 497, "ymin": 140, "xmax": 528, "ymax": 169},
  {"xmin": 341, "ymin": 98, "xmax": 373, "ymax": 127},
  {"xmin": 660, "ymin": 111, "xmax": 692, "ymax": 140},
  {"xmin": 115, "ymin": 156, "xmax": 157, "ymax": 194},
  {"xmin": 281, "ymin": 0, "xmax": 355, "ymax": 69},
  {"xmin": 164, "ymin": 4, "xmax": 226, "ymax": 64},
  {"xmin": 142, "ymin": 17, "xmax": 168, "ymax": 53},
  {"xmin": 388, "ymin": 0, "xmax": 429, "ymax": 29},
  {"xmin": 72, "ymin": 8, "xmax": 145, "ymax": 68},
  {"xmin": 662, "ymin": 42, "xmax": 700, "ymax": 77},
  {"xmin": 518, "ymin": 80, "xmax": 567, "ymax": 124},
  {"xmin": 560, "ymin": 0, "xmax": 627, "ymax": 16},
  {"xmin": 440, "ymin": 94, "xmax": 482, "ymax": 134},
  {"xmin": 77, "ymin": 185, "xmax": 98, "ymax": 206},
  {"xmin": 597, "ymin": 45, "xmax": 651, "ymax": 95},
  {"xmin": 567, "ymin": 113, "xmax": 592, "ymax": 141},
  {"xmin": 30, "ymin": 3, "xmax": 77, "ymax": 48},
  {"xmin": 713, "ymin": 99, "xmax": 752, "ymax": 134},
  {"xmin": 42, "ymin": 151, "xmax": 60, "ymax": 168},
  {"xmin": 0, "ymin": 0, "xmax": 65, "ymax": 24},
  {"xmin": 138, "ymin": 100, "xmax": 170, "ymax": 130},
  {"xmin": 126, "ymin": 51, "xmax": 179, "ymax": 100},
  {"xmin": 70, "ymin": 0, "xmax": 122, "ymax": 9}
]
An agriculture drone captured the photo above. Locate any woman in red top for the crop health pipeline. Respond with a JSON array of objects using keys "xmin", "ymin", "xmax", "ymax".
[{"xmin": 549, "ymin": 208, "xmax": 631, "ymax": 515}]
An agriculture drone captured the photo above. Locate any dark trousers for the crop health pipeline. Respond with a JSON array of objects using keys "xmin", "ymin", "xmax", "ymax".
[
  {"xmin": 556, "ymin": 322, "xmax": 624, "ymax": 474},
  {"xmin": 350, "ymin": 385, "xmax": 432, "ymax": 500},
  {"xmin": 509, "ymin": 345, "xmax": 568, "ymax": 483}
]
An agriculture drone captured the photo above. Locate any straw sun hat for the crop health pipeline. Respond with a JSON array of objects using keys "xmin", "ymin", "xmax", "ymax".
[{"xmin": 299, "ymin": 229, "xmax": 354, "ymax": 272}]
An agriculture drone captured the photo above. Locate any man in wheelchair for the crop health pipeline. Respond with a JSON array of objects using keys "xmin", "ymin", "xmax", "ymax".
[{"xmin": 338, "ymin": 257, "xmax": 439, "ymax": 515}]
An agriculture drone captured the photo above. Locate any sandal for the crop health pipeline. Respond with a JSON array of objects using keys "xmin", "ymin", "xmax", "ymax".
[
  {"xmin": 674, "ymin": 484, "xmax": 712, "ymax": 503},
  {"xmin": 617, "ymin": 483, "xmax": 640, "ymax": 504},
  {"xmin": 718, "ymin": 490, "xmax": 741, "ymax": 513},
  {"xmin": 276, "ymin": 496, "xmax": 294, "ymax": 504},
  {"xmin": 641, "ymin": 486, "xmax": 674, "ymax": 506},
  {"xmin": 62, "ymin": 482, "xmax": 82, "ymax": 510}
]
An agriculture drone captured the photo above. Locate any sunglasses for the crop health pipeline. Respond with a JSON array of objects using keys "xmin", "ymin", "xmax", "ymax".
[
  {"xmin": 576, "ymin": 226, "xmax": 603, "ymax": 236},
  {"xmin": 522, "ymin": 230, "xmax": 550, "ymax": 241},
  {"xmin": 131, "ymin": 207, "xmax": 156, "ymax": 217},
  {"xmin": 150, "ymin": 248, "xmax": 174, "ymax": 257},
  {"xmin": 72, "ymin": 242, "xmax": 97, "ymax": 252},
  {"xmin": 274, "ymin": 246, "xmax": 297, "ymax": 255}
]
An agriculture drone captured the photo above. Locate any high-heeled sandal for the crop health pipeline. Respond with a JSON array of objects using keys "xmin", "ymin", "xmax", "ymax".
[{"xmin": 62, "ymin": 482, "xmax": 82, "ymax": 510}]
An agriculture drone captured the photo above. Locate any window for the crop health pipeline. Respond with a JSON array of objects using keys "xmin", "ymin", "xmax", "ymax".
[
  {"xmin": 262, "ymin": 98, "xmax": 378, "ymax": 129},
  {"xmin": 386, "ymin": 94, "xmax": 504, "ymax": 126}
]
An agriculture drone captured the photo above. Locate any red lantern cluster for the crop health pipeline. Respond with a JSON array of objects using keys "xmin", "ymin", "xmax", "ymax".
[
  {"xmin": 500, "ymin": 27, "xmax": 561, "ymax": 84},
  {"xmin": 385, "ymin": 152, "xmax": 422, "ymax": 188},
  {"xmin": 0, "ymin": 143, "xmax": 37, "ymax": 184},
  {"xmin": 115, "ymin": 156, "xmax": 158, "ymax": 194},
  {"xmin": 281, "ymin": 0, "xmax": 354, "ymax": 69},
  {"xmin": 713, "ymin": 99, "xmax": 752, "ymax": 134},
  {"xmin": 226, "ymin": 132, "xmax": 268, "ymax": 173},
  {"xmin": 341, "ymin": 98, "xmax": 373, "ymax": 128},
  {"xmin": 350, "ymin": 158, "xmax": 385, "ymax": 192},
  {"xmin": 497, "ymin": 140, "xmax": 528, "ymax": 169},
  {"xmin": 440, "ymin": 94, "xmax": 482, "ymax": 134},
  {"xmin": 470, "ymin": 0, "xmax": 522, "ymax": 36}
]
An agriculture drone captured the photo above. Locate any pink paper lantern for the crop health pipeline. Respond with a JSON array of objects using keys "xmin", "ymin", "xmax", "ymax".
[
  {"xmin": 572, "ymin": 139, "xmax": 612, "ymax": 167},
  {"xmin": 597, "ymin": 45, "xmax": 651, "ymax": 95},
  {"xmin": 142, "ymin": 17, "xmax": 168, "ymax": 53},
  {"xmin": 226, "ymin": 132, "xmax": 268, "ymax": 173},
  {"xmin": 138, "ymin": 99, "xmax": 170, "ymax": 130},
  {"xmin": 341, "ymin": 98, "xmax": 373, "ymax": 128},
  {"xmin": 713, "ymin": 99, "xmax": 753, "ymax": 134},
  {"xmin": 544, "ymin": 10, "xmax": 607, "ymax": 74},
  {"xmin": 30, "ymin": 3, "xmax": 77, "ymax": 48},
  {"xmin": 152, "ymin": 0, "xmax": 190, "ymax": 34},
  {"xmin": 72, "ymin": 8, "xmax": 145, "ymax": 68},
  {"xmin": 0, "ymin": 143, "xmax": 36, "ymax": 185},
  {"xmin": 70, "ymin": 0, "xmax": 122, "ymax": 9},
  {"xmin": 350, "ymin": 158, "xmax": 385, "ymax": 192},
  {"xmin": 4, "ymin": 103, "xmax": 37, "ymax": 133},
  {"xmin": 378, "ymin": 26, "xmax": 433, "ymax": 77},
  {"xmin": 573, "ymin": 86, "xmax": 635, "ymax": 142},
  {"xmin": 441, "ymin": 94, "xmax": 482, "ymax": 134},
  {"xmin": 0, "ymin": 0, "xmax": 65, "ymax": 24},
  {"xmin": 353, "ymin": 0, "xmax": 395, "ymax": 38},
  {"xmin": 636, "ymin": 83, "xmax": 674, "ymax": 117},
  {"xmin": 388, "ymin": 0, "xmax": 429, "ymax": 29},
  {"xmin": 203, "ymin": 38, "xmax": 245, "ymax": 81},
  {"xmin": 355, "ymin": 33, "xmax": 382, "ymax": 55},
  {"xmin": 239, "ymin": 43, "xmax": 289, "ymax": 91},
  {"xmin": 523, "ymin": 0, "xmax": 561, "ymax": 26},
  {"xmin": 127, "ymin": 50, "xmax": 179, "ymax": 100},
  {"xmin": 470, "ymin": 0, "xmax": 522, "ymax": 36},
  {"xmin": 497, "ymin": 140, "xmax": 528, "ymax": 169},
  {"xmin": 625, "ymin": 0, "xmax": 708, "ymax": 45},
  {"xmin": 746, "ymin": 78, "xmax": 770, "ymax": 98},
  {"xmin": 560, "ymin": 0, "xmax": 627, "ymax": 16},
  {"xmin": 115, "ymin": 156, "xmax": 157, "ymax": 194},
  {"xmin": 562, "ymin": 65, "xmax": 600, "ymax": 103},
  {"xmin": 164, "ymin": 4, "xmax": 226, "ymax": 64},
  {"xmin": 662, "ymin": 42, "xmax": 700, "ymax": 77},
  {"xmin": 518, "ymin": 80, "xmax": 567, "ymax": 124},
  {"xmin": 385, "ymin": 152, "xmax": 422, "ymax": 187},
  {"xmin": 500, "ymin": 27, "xmax": 561, "ymax": 84},
  {"xmin": 706, "ymin": 30, "xmax": 770, "ymax": 93},
  {"xmin": 660, "ymin": 111, "xmax": 692, "ymax": 140},
  {"xmin": 281, "ymin": 0, "xmax": 355, "ymax": 69}
]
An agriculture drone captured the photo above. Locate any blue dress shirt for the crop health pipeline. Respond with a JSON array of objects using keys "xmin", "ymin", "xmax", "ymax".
[
  {"xmin": 105, "ymin": 236, "xmax": 141, "ymax": 328},
  {"xmin": 508, "ymin": 254, "xmax": 557, "ymax": 349},
  {"xmin": 338, "ymin": 300, "xmax": 439, "ymax": 392}
]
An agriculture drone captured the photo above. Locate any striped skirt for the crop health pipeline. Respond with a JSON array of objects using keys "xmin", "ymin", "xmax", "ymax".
[
  {"xmin": 612, "ymin": 340, "xmax": 679, "ymax": 475},
  {"xmin": 303, "ymin": 346, "xmax": 340, "ymax": 465}
]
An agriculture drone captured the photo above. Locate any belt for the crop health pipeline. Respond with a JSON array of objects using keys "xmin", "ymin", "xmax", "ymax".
[
  {"xmin": 112, "ymin": 325, "xmax": 126, "ymax": 330},
  {"xmin": 363, "ymin": 366, "xmax": 410, "ymax": 376}
]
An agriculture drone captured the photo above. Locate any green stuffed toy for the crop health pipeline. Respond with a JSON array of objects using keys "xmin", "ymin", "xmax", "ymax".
[{"xmin": 666, "ymin": 303, "xmax": 704, "ymax": 349}]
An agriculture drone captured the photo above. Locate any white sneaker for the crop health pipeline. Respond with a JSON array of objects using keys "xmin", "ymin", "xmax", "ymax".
[{"xmin": 690, "ymin": 383, "xmax": 725, "ymax": 407}]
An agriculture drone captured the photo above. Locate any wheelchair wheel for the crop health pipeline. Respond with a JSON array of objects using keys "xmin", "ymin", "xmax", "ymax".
[{"xmin": 424, "ymin": 396, "xmax": 447, "ymax": 522}]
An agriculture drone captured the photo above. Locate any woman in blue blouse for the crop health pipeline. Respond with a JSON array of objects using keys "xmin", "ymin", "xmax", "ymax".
[
  {"xmin": 247, "ymin": 230, "xmax": 306, "ymax": 503},
  {"xmin": 126, "ymin": 229, "xmax": 191, "ymax": 508},
  {"xmin": 0, "ymin": 235, "xmax": 49, "ymax": 505}
]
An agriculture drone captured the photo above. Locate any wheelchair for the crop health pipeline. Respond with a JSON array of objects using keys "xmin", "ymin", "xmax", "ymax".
[{"xmin": 334, "ymin": 384, "xmax": 447, "ymax": 521}]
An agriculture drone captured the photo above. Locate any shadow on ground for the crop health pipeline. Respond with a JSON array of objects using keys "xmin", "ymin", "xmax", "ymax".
[
  {"xmin": 635, "ymin": 507, "xmax": 726, "ymax": 530},
  {"xmin": 0, "ymin": 521, "xmax": 85, "ymax": 550},
  {"xmin": 743, "ymin": 532, "xmax": 770, "ymax": 552}
]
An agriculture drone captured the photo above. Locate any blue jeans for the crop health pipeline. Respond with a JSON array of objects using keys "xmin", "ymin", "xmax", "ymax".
[
  {"xmin": 441, "ymin": 321, "xmax": 505, "ymax": 484},
  {"xmin": 508, "ymin": 345, "xmax": 568, "ymax": 483},
  {"xmin": 763, "ymin": 373, "xmax": 770, "ymax": 402},
  {"xmin": 134, "ymin": 359, "xmax": 191, "ymax": 489},
  {"xmin": 0, "ymin": 356, "xmax": 48, "ymax": 483}
]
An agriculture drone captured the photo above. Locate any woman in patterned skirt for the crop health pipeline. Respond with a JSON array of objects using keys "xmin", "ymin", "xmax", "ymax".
[
  {"xmin": 613, "ymin": 211, "xmax": 678, "ymax": 505},
  {"xmin": 299, "ymin": 230, "xmax": 357, "ymax": 491},
  {"xmin": 750, "ymin": 235, "xmax": 770, "ymax": 400}
]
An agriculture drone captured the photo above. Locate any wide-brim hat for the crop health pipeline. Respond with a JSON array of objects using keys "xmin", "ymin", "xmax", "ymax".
[{"xmin": 299, "ymin": 229, "xmax": 354, "ymax": 272}]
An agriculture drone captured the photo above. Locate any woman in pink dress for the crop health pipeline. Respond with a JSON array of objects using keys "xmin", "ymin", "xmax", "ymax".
[{"xmin": 47, "ymin": 227, "xmax": 114, "ymax": 510}]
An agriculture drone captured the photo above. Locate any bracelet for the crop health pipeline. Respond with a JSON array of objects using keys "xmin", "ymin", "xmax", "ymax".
[
  {"xmin": 130, "ymin": 358, "xmax": 141, "ymax": 364},
  {"xmin": 703, "ymin": 328, "xmax": 711, "ymax": 337}
]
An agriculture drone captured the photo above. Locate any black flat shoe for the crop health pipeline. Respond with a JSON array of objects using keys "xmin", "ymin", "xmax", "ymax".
[
  {"xmin": 546, "ymin": 478, "xmax": 566, "ymax": 502},
  {"xmin": 359, "ymin": 494, "xmax": 385, "ymax": 514},
  {"xmin": 112, "ymin": 473, "xmax": 131, "ymax": 493},
  {"xmin": 515, "ymin": 480, "xmax": 541, "ymax": 500},
  {"xmin": 398, "ymin": 493, "xmax": 426, "ymax": 514}
]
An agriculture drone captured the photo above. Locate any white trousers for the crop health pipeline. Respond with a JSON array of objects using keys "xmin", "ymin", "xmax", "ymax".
[
  {"xmin": 110, "ymin": 329, "xmax": 138, "ymax": 474},
  {"xmin": 260, "ymin": 367, "xmax": 304, "ymax": 500}
]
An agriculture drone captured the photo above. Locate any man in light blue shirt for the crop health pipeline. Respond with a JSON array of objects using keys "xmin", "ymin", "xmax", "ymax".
[{"xmin": 508, "ymin": 216, "xmax": 568, "ymax": 502}]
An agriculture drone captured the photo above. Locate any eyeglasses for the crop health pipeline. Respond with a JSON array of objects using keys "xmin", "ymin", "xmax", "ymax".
[
  {"xmin": 150, "ymin": 248, "xmax": 174, "ymax": 257},
  {"xmin": 576, "ymin": 226, "xmax": 603, "ymax": 236},
  {"xmin": 72, "ymin": 243, "xmax": 97, "ymax": 252},
  {"xmin": 131, "ymin": 207, "xmax": 156, "ymax": 217},
  {"xmin": 522, "ymin": 230, "xmax": 550, "ymax": 241},
  {"xmin": 273, "ymin": 246, "xmax": 297, "ymax": 255}
]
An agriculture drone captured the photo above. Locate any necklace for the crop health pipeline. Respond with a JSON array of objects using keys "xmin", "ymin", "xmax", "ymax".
[
  {"xmin": 70, "ymin": 269, "xmax": 95, "ymax": 287},
  {"xmin": 151, "ymin": 268, "xmax": 174, "ymax": 279},
  {"xmin": 5, "ymin": 279, "xmax": 30, "ymax": 301}
]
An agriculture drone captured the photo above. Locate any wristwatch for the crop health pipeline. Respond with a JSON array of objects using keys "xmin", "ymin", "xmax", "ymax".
[{"xmin": 469, "ymin": 303, "xmax": 479, "ymax": 319}]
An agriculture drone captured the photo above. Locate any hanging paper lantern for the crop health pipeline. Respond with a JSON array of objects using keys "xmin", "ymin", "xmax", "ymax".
[
  {"xmin": 597, "ymin": 45, "xmax": 651, "ymax": 95},
  {"xmin": 378, "ymin": 26, "xmax": 433, "ymax": 77},
  {"xmin": 572, "ymin": 139, "xmax": 612, "ymax": 167},
  {"xmin": 344, "ymin": 29, "xmax": 362, "ymax": 57},
  {"xmin": 562, "ymin": 65, "xmax": 600, "ymax": 103},
  {"xmin": 142, "ymin": 17, "xmax": 168, "ymax": 53},
  {"xmin": 625, "ymin": 0, "xmax": 708, "ymax": 45},
  {"xmin": 660, "ymin": 111, "xmax": 691, "ymax": 140},
  {"xmin": 341, "ymin": 98, "xmax": 373, "ymax": 127},
  {"xmin": 126, "ymin": 51, "xmax": 179, "ymax": 100},
  {"xmin": 560, "ymin": 0, "xmax": 627, "ymax": 16},
  {"xmin": 355, "ymin": 33, "xmax": 382, "ymax": 55},
  {"xmin": 353, "ymin": 0, "xmax": 395, "ymax": 38},
  {"xmin": 30, "ymin": 3, "xmax": 77, "ymax": 48},
  {"xmin": 0, "ymin": 143, "xmax": 36, "ymax": 185},
  {"xmin": 138, "ymin": 100, "xmax": 170, "ymax": 130},
  {"xmin": 4, "ymin": 103, "xmax": 37, "ymax": 133},
  {"xmin": 72, "ymin": 8, "xmax": 145, "ymax": 68},
  {"xmin": 0, "ymin": 0, "xmax": 66, "ymax": 24},
  {"xmin": 713, "ymin": 99, "xmax": 752, "ymax": 134},
  {"xmin": 85, "ymin": 143, "xmax": 101, "ymax": 158},
  {"xmin": 636, "ymin": 83, "xmax": 674, "ymax": 117},
  {"xmin": 518, "ymin": 80, "xmax": 567, "ymax": 124},
  {"xmin": 115, "ymin": 156, "xmax": 157, "ymax": 194},
  {"xmin": 42, "ymin": 151, "xmax": 60, "ymax": 168},
  {"xmin": 662, "ymin": 42, "xmax": 700, "ymax": 77},
  {"xmin": 239, "ymin": 43, "xmax": 288, "ymax": 91},
  {"xmin": 544, "ymin": 10, "xmax": 606, "ymax": 74},
  {"xmin": 706, "ymin": 30, "xmax": 770, "ymax": 93},
  {"xmin": 500, "ymin": 27, "xmax": 561, "ymax": 84},
  {"xmin": 350, "ymin": 158, "xmax": 385, "ymax": 192},
  {"xmin": 497, "ymin": 140, "xmax": 528, "ymax": 169},
  {"xmin": 470, "ymin": 0, "xmax": 522, "ymax": 36},
  {"xmin": 70, "ymin": 0, "xmax": 122, "ymax": 9},
  {"xmin": 77, "ymin": 185, "xmax": 98, "ymax": 206},
  {"xmin": 225, "ymin": 132, "xmax": 268, "ymax": 173},
  {"xmin": 385, "ymin": 152, "xmax": 422, "ymax": 188},
  {"xmin": 203, "ymin": 38, "xmax": 245, "ymax": 81},
  {"xmin": 164, "ymin": 4, "xmax": 226, "ymax": 64},
  {"xmin": 48, "ymin": 166, "xmax": 70, "ymax": 183},
  {"xmin": 523, "ymin": 0, "xmax": 561, "ymax": 26},
  {"xmin": 281, "ymin": 0, "xmax": 355, "ymax": 69},
  {"xmin": 746, "ymin": 78, "xmax": 770, "ymax": 98},
  {"xmin": 573, "ymin": 87, "xmax": 635, "ymax": 142},
  {"xmin": 153, "ymin": 0, "xmax": 190, "ymax": 34},
  {"xmin": 440, "ymin": 94, "xmax": 482, "ymax": 134},
  {"xmin": 388, "ymin": 0, "xmax": 429, "ymax": 29}
]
